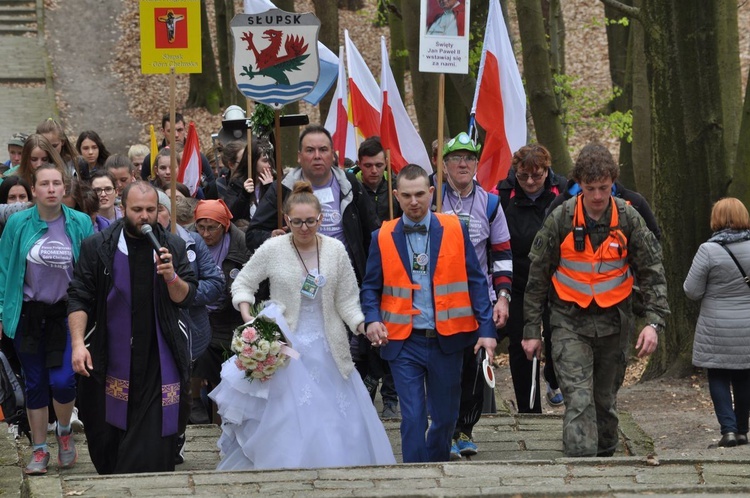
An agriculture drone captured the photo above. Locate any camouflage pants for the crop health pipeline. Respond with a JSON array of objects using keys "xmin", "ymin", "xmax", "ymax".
[{"xmin": 551, "ymin": 329, "xmax": 625, "ymax": 457}]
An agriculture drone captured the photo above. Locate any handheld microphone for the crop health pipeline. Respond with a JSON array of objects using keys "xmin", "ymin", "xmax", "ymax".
[{"xmin": 140, "ymin": 224, "xmax": 170, "ymax": 263}]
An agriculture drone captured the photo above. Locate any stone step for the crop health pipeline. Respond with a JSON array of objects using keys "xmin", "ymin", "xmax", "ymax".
[
  {"xmin": 0, "ymin": 6, "xmax": 35, "ymax": 15},
  {"xmin": 0, "ymin": 15, "xmax": 36, "ymax": 23},
  {"xmin": 0, "ymin": 24, "xmax": 35, "ymax": 34}
]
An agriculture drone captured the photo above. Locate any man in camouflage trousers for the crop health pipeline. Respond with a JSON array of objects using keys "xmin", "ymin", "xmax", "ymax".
[{"xmin": 521, "ymin": 143, "xmax": 669, "ymax": 457}]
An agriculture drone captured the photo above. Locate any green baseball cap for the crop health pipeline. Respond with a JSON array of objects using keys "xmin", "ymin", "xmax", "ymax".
[
  {"xmin": 443, "ymin": 132, "xmax": 480, "ymax": 156},
  {"xmin": 8, "ymin": 133, "xmax": 27, "ymax": 148}
]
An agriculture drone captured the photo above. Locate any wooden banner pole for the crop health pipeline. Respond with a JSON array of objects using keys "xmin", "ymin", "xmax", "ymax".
[
  {"xmin": 436, "ymin": 73, "xmax": 445, "ymax": 213},
  {"xmin": 274, "ymin": 109, "xmax": 283, "ymax": 229},
  {"xmin": 169, "ymin": 66, "xmax": 177, "ymax": 234}
]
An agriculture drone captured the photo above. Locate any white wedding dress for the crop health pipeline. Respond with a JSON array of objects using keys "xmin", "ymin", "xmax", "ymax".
[{"xmin": 210, "ymin": 298, "xmax": 396, "ymax": 470}]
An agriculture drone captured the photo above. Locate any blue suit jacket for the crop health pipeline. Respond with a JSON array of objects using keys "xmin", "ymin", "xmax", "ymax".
[{"xmin": 360, "ymin": 213, "xmax": 496, "ymax": 360}]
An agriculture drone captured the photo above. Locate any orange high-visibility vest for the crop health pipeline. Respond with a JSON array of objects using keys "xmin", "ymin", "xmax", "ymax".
[
  {"xmin": 378, "ymin": 214, "xmax": 479, "ymax": 340},
  {"xmin": 551, "ymin": 196, "xmax": 633, "ymax": 308}
]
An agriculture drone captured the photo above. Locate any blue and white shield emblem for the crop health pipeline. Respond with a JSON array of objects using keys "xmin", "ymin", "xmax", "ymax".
[{"xmin": 231, "ymin": 9, "xmax": 321, "ymax": 108}]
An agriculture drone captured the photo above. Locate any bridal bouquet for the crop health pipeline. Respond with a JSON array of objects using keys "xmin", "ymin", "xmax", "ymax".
[{"xmin": 230, "ymin": 303, "xmax": 295, "ymax": 382}]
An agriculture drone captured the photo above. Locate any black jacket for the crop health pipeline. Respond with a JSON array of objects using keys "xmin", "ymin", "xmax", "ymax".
[
  {"xmin": 67, "ymin": 220, "xmax": 198, "ymax": 384},
  {"xmin": 547, "ymin": 179, "xmax": 662, "ymax": 240},
  {"xmin": 498, "ymin": 170, "xmax": 567, "ymax": 295},
  {"xmin": 245, "ymin": 167, "xmax": 379, "ymax": 283},
  {"xmin": 207, "ymin": 223, "xmax": 250, "ymax": 342},
  {"xmin": 348, "ymin": 167, "xmax": 402, "ymax": 226}
]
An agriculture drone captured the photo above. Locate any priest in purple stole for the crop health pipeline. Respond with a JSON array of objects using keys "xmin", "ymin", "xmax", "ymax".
[{"xmin": 67, "ymin": 182, "xmax": 197, "ymax": 474}]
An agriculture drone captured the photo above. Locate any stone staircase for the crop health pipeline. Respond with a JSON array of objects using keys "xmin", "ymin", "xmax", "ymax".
[{"xmin": 0, "ymin": 0, "xmax": 37, "ymax": 36}]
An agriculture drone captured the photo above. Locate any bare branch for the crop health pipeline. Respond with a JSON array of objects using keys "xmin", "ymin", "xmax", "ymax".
[{"xmin": 600, "ymin": 0, "xmax": 641, "ymax": 21}]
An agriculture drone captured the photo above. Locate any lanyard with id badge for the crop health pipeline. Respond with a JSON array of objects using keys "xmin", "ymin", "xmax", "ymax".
[
  {"xmin": 293, "ymin": 237, "xmax": 326, "ymax": 299},
  {"xmin": 406, "ymin": 227, "xmax": 430, "ymax": 275}
]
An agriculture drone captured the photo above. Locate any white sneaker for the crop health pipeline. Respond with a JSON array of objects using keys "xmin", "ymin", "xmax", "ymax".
[
  {"xmin": 70, "ymin": 407, "xmax": 84, "ymax": 432},
  {"xmin": 47, "ymin": 422, "xmax": 57, "ymax": 433}
]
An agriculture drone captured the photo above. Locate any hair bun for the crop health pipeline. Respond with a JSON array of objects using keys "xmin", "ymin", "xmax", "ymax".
[{"xmin": 292, "ymin": 181, "xmax": 314, "ymax": 195}]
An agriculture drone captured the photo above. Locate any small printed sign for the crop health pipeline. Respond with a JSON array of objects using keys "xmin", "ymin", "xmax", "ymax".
[
  {"xmin": 419, "ymin": 0, "xmax": 471, "ymax": 74},
  {"xmin": 140, "ymin": 0, "xmax": 202, "ymax": 74},
  {"xmin": 231, "ymin": 9, "xmax": 320, "ymax": 108}
]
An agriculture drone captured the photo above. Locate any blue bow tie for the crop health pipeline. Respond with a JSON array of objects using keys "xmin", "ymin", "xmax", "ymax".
[{"xmin": 404, "ymin": 224, "xmax": 427, "ymax": 234}]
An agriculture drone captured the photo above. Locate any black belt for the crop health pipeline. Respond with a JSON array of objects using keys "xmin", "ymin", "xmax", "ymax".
[{"xmin": 412, "ymin": 328, "xmax": 437, "ymax": 338}]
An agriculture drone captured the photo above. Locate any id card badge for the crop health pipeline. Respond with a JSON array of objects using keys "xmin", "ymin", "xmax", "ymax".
[
  {"xmin": 300, "ymin": 274, "xmax": 320, "ymax": 299},
  {"xmin": 412, "ymin": 252, "xmax": 428, "ymax": 274},
  {"xmin": 457, "ymin": 213, "xmax": 470, "ymax": 229}
]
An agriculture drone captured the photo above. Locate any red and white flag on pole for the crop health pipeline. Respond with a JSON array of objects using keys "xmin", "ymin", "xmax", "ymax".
[
  {"xmin": 345, "ymin": 30, "xmax": 381, "ymax": 141},
  {"xmin": 178, "ymin": 122, "xmax": 201, "ymax": 196},
  {"xmin": 471, "ymin": 0, "xmax": 527, "ymax": 191},
  {"xmin": 380, "ymin": 37, "xmax": 431, "ymax": 174},
  {"xmin": 324, "ymin": 46, "xmax": 358, "ymax": 164}
]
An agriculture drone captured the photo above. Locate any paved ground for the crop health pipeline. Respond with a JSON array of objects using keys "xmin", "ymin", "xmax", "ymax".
[{"xmin": 0, "ymin": 0, "xmax": 56, "ymax": 151}]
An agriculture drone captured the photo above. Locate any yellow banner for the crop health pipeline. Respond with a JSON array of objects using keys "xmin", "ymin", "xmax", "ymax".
[{"xmin": 139, "ymin": 0, "xmax": 202, "ymax": 74}]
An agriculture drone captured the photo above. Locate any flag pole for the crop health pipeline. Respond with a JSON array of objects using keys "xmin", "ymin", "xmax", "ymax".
[
  {"xmin": 247, "ymin": 98, "xmax": 254, "ymax": 181},
  {"xmin": 169, "ymin": 66, "xmax": 177, "ymax": 234},
  {"xmin": 436, "ymin": 73, "xmax": 445, "ymax": 212},
  {"xmin": 274, "ymin": 109, "xmax": 283, "ymax": 229},
  {"xmin": 385, "ymin": 149, "xmax": 393, "ymax": 220}
]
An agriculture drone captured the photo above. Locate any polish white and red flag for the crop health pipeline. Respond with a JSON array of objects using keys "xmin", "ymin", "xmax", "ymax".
[
  {"xmin": 379, "ymin": 36, "xmax": 431, "ymax": 174},
  {"xmin": 471, "ymin": 0, "xmax": 527, "ymax": 191},
  {"xmin": 345, "ymin": 30, "xmax": 381, "ymax": 141},
  {"xmin": 323, "ymin": 47, "xmax": 358, "ymax": 164},
  {"xmin": 178, "ymin": 122, "xmax": 201, "ymax": 196}
]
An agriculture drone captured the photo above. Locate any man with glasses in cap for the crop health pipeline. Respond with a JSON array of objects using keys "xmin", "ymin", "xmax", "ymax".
[{"xmin": 435, "ymin": 132, "xmax": 511, "ymax": 459}]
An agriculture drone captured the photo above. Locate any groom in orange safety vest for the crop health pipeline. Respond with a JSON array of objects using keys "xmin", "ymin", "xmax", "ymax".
[{"xmin": 360, "ymin": 164, "xmax": 496, "ymax": 463}]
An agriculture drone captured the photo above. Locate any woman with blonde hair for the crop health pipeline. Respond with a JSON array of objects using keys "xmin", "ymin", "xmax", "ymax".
[{"xmin": 684, "ymin": 197, "xmax": 750, "ymax": 448}]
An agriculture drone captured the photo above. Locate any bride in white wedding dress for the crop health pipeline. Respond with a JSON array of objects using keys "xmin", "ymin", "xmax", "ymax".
[{"xmin": 211, "ymin": 181, "xmax": 395, "ymax": 471}]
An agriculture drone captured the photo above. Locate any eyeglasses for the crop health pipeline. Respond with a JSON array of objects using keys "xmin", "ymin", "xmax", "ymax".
[
  {"xmin": 286, "ymin": 215, "xmax": 321, "ymax": 228},
  {"xmin": 196, "ymin": 224, "xmax": 222, "ymax": 234},
  {"xmin": 445, "ymin": 155, "xmax": 478, "ymax": 165},
  {"xmin": 93, "ymin": 187, "xmax": 115, "ymax": 196},
  {"xmin": 516, "ymin": 172, "xmax": 545, "ymax": 182}
]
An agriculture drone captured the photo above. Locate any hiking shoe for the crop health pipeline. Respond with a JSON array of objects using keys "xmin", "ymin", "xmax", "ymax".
[
  {"xmin": 381, "ymin": 402, "xmax": 400, "ymax": 419},
  {"xmin": 56, "ymin": 432, "xmax": 78, "ymax": 469},
  {"xmin": 25, "ymin": 449, "xmax": 50, "ymax": 475},
  {"xmin": 546, "ymin": 383, "xmax": 564, "ymax": 406},
  {"xmin": 449, "ymin": 440, "xmax": 462, "ymax": 461},
  {"xmin": 456, "ymin": 433, "xmax": 478, "ymax": 456},
  {"xmin": 70, "ymin": 407, "xmax": 84, "ymax": 432},
  {"xmin": 175, "ymin": 433, "xmax": 186, "ymax": 464}
]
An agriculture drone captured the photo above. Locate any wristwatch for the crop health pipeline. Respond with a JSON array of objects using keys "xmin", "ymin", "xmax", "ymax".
[
  {"xmin": 498, "ymin": 290, "xmax": 511, "ymax": 303},
  {"xmin": 648, "ymin": 323, "xmax": 662, "ymax": 334}
]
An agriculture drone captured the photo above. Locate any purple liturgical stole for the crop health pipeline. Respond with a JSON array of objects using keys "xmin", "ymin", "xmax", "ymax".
[{"xmin": 105, "ymin": 238, "xmax": 181, "ymax": 436}]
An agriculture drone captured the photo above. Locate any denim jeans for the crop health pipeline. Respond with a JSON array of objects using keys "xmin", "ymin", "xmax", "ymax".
[{"xmin": 707, "ymin": 368, "xmax": 750, "ymax": 435}]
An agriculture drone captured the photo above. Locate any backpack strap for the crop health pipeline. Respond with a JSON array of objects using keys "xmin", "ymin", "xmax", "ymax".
[{"xmin": 486, "ymin": 191, "xmax": 500, "ymax": 224}]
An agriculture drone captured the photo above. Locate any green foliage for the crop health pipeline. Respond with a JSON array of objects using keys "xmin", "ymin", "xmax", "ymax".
[
  {"xmin": 553, "ymin": 75, "xmax": 633, "ymax": 143},
  {"xmin": 587, "ymin": 15, "xmax": 629, "ymax": 29},
  {"xmin": 468, "ymin": 34, "xmax": 483, "ymax": 78},
  {"xmin": 373, "ymin": 0, "xmax": 390, "ymax": 27},
  {"xmin": 250, "ymin": 103, "xmax": 275, "ymax": 136}
]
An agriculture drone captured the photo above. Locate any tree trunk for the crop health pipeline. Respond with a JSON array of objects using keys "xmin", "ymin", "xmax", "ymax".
[
  {"xmin": 338, "ymin": 0, "xmax": 364, "ymax": 10},
  {"xmin": 604, "ymin": 1, "xmax": 635, "ymax": 187},
  {"xmin": 629, "ymin": 0, "xmax": 652, "ymax": 200},
  {"xmin": 388, "ymin": 0, "xmax": 406, "ymax": 97},
  {"xmin": 639, "ymin": 0, "xmax": 735, "ymax": 378},
  {"xmin": 730, "ymin": 65, "xmax": 750, "ymax": 202},
  {"xmin": 214, "ymin": 0, "xmax": 230, "ymax": 108},
  {"xmin": 187, "ymin": 1, "xmax": 222, "ymax": 114},
  {"xmin": 541, "ymin": 0, "xmax": 566, "ymax": 76},
  {"xmin": 401, "ymin": 0, "xmax": 440, "ymax": 154},
  {"xmin": 312, "ymin": 0, "xmax": 338, "ymax": 121},
  {"xmin": 714, "ymin": 0, "xmax": 742, "ymax": 190},
  {"xmin": 515, "ymin": 0, "xmax": 572, "ymax": 174}
]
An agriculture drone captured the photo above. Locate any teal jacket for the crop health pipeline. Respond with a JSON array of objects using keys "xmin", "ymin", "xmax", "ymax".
[{"xmin": 0, "ymin": 205, "xmax": 93, "ymax": 339}]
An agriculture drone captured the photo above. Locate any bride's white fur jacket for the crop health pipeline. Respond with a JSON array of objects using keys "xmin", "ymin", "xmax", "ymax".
[{"xmin": 232, "ymin": 233, "xmax": 365, "ymax": 379}]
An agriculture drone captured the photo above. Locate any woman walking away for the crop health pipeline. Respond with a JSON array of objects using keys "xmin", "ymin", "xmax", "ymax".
[
  {"xmin": 0, "ymin": 164, "xmax": 93, "ymax": 474},
  {"xmin": 684, "ymin": 197, "xmax": 750, "ymax": 448}
]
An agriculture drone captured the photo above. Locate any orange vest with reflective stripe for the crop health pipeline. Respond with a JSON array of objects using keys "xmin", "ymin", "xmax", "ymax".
[
  {"xmin": 378, "ymin": 214, "xmax": 479, "ymax": 340},
  {"xmin": 551, "ymin": 196, "xmax": 633, "ymax": 308}
]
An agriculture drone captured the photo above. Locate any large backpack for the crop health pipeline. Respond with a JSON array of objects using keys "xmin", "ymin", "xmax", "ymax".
[{"xmin": 0, "ymin": 350, "xmax": 31, "ymax": 443}]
